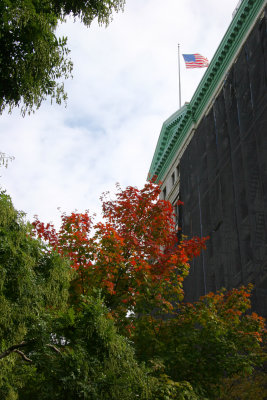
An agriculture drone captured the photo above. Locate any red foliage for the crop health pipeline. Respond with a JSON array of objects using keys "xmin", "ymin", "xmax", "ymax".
[
  {"xmin": 32, "ymin": 181, "xmax": 208, "ymax": 322},
  {"xmin": 181, "ymin": 284, "xmax": 267, "ymax": 345}
]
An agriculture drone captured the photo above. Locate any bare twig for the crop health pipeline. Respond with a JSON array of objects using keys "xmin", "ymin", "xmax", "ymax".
[
  {"xmin": 13, "ymin": 349, "xmax": 32, "ymax": 363},
  {"xmin": 46, "ymin": 344, "xmax": 61, "ymax": 354}
]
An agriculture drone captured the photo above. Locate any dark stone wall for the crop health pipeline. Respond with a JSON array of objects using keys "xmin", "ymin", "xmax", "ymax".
[{"xmin": 180, "ymin": 7, "xmax": 267, "ymax": 317}]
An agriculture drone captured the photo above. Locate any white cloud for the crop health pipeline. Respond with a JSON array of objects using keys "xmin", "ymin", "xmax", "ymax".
[{"xmin": 0, "ymin": 0, "xmax": 236, "ymax": 227}]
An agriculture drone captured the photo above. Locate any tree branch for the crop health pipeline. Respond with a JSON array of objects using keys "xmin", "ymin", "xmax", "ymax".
[
  {"xmin": 46, "ymin": 343, "xmax": 61, "ymax": 354},
  {"xmin": 0, "ymin": 341, "xmax": 28, "ymax": 360},
  {"xmin": 0, "ymin": 340, "xmax": 63, "ymax": 362},
  {"xmin": 13, "ymin": 349, "xmax": 32, "ymax": 363}
]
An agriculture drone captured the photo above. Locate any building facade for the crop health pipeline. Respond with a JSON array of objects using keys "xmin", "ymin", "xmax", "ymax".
[{"xmin": 149, "ymin": 0, "xmax": 267, "ymax": 317}]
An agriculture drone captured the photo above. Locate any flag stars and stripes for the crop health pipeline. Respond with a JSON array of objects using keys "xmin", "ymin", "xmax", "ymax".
[{"xmin": 182, "ymin": 53, "xmax": 209, "ymax": 69}]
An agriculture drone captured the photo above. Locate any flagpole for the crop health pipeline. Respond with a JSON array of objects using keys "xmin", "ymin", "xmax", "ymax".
[{"xmin": 178, "ymin": 44, "xmax": 181, "ymax": 108}]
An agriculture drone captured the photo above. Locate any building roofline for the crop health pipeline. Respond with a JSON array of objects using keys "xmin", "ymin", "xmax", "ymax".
[{"xmin": 148, "ymin": 103, "xmax": 188, "ymax": 180}]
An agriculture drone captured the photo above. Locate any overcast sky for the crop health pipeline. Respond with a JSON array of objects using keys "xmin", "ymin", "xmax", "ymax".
[{"xmin": 0, "ymin": 0, "xmax": 237, "ymax": 226}]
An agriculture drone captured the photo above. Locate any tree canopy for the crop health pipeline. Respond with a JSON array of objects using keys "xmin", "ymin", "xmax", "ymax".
[
  {"xmin": 0, "ymin": 183, "xmax": 266, "ymax": 399},
  {"xmin": 32, "ymin": 181, "xmax": 267, "ymax": 398},
  {"xmin": 33, "ymin": 181, "xmax": 208, "ymax": 332},
  {"xmin": 0, "ymin": 0, "xmax": 125, "ymax": 115},
  {"xmin": 0, "ymin": 190, "xmax": 154, "ymax": 399},
  {"xmin": 50, "ymin": 0, "xmax": 126, "ymax": 26}
]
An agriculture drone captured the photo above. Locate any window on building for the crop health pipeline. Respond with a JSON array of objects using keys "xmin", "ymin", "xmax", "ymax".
[
  {"xmin": 173, "ymin": 192, "xmax": 182, "ymax": 240},
  {"xmin": 171, "ymin": 172, "xmax": 175, "ymax": 186},
  {"xmin": 163, "ymin": 187, "xmax": 167, "ymax": 200},
  {"xmin": 173, "ymin": 195, "xmax": 180, "ymax": 226},
  {"xmin": 176, "ymin": 164, "xmax": 180, "ymax": 181}
]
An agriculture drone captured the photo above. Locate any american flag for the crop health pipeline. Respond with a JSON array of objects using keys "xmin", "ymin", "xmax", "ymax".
[{"xmin": 182, "ymin": 53, "xmax": 209, "ymax": 69}]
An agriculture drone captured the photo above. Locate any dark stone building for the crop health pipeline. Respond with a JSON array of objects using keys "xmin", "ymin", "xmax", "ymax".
[{"xmin": 149, "ymin": 0, "xmax": 267, "ymax": 317}]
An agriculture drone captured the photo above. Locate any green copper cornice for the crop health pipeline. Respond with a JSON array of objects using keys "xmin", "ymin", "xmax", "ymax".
[
  {"xmin": 149, "ymin": 0, "xmax": 267, "ymax": 182},
  {"xmin": 148, "ymin": 104, "xmax": 188, "ymax": 180}
]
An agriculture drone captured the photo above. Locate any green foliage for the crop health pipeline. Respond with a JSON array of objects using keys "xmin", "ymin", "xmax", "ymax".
[
  {"xmin": 0, "ymin": 0, "xmax": 125, "ymax": 115},
  {"xmin": 0, "ymin": 0, "xmax": 73, "ymax": 115},
  {"xmin": 0, "ymin": 190, "xmax": 71, "ymax": 397},
  {"xmin": 133, "ymin": 288, "xmax": 267, "ymax": 399},
  {"xmin": 51, "ymin": 0, "xmax": 126, "ymax": 26},
  {"xmin": 0, "ymin": 190, "xmax": 70, "ymax": 341},
  {"xmin": 14, "ymin": 296, "xmax": 152, "ymax": 399},
  {"xmin": 218, "ymin": 370, "xmax": 267, "ymax": 400},
  {"xmin": 150, "ymin": 375, "xmax": 200, "ymax": 400}
]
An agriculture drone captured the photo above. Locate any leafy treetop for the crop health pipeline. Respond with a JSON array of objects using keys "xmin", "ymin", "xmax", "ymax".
[
  {"xmin": 0, "ymin": 0, "xmax": 125, "ymax": 115},
  {"xmin": 33, "ymin": 181, "xmax": 208, "ymax": 331}
]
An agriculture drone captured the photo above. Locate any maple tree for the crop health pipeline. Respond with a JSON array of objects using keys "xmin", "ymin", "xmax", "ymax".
[
  {"xmin": 32, "ymin": 181, "xmax": 208, "ymax": 330},
  {"xmin": 133, "ymin": 285, "xmax": 267, "ymax": 399}
]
